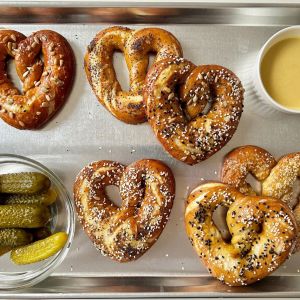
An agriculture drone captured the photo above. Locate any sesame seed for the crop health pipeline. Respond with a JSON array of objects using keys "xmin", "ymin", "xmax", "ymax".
[
  {"xmin": 22, "ymin": 70, "xmax": 29, "ymax": 78},
  {"xmin": 10, "ymin": 34, "xmax": 16, "ymax": 42},
  {"xmin": 41, "ymin": 102, "xmax": 49, "ymax": 108},
  {"xmin": 7, "ymin": 42, "xmax": 12, "ymax": 51},
  {"xmin": 34, "ymin": 36, "xmax": 40, "ymax": 44}
]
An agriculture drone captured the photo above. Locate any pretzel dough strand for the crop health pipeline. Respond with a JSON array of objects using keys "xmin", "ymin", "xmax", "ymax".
[
  {"xmin": 0, "ymin": 29, "xmax": 74, "ymax": 129},
  {"xmin": 85, "ymin": 26, "xmax": 183, "ymax": 124},
  {"xmin": 144, "ymin": 57, "xmax": 244, "ymax": 165},
  {"xmin": 221, "ymin": 145, "xmax": 277, "ymax": 195},
  {"xmin": 73, "ymin": 159, "xmax": 175, "ymax": 262},
  {"xmin": 185, "ymin": 183, "xmax": 297, "ymax": 286},
  {"xmin": 221, "ymin": 146, "xmax": 300, "ymax": 252}
]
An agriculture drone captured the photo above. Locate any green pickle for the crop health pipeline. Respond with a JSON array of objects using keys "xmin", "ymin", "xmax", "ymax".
[
  {"xmin": 11, "ymin": 232, "xmax": 68, "ymax": 265},
  {"xmin": 3, "ymin": 188, "xmax": 57, "ymax": 206},
  {"xmin": 0, "ymin": 228, "xmax": 32, "ymax": 247},
  {"xmin": 0, "ymin": 172, "xmax": 51, "ymax": 194},
  {"xmin": 0, "ymin": 204, "xmax": 50, "ymax": 228}
]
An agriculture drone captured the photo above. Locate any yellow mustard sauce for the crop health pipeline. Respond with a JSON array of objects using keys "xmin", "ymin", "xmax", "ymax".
[{"xmin": 261, "ymin": 38, "xmax": 300, "ymax": 110}]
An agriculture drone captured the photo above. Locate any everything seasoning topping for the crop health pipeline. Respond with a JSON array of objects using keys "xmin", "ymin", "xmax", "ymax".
[
  {"xmin": 73, "ymin": 159, "xmax": 175, "ymax": 262},
  {"xmin": 144, "ymin": 58, "xmax": 244, "ymax": 165},
  {"xmin": 185, "ymin": 182, "xmax": 297, "ymax": 286}
]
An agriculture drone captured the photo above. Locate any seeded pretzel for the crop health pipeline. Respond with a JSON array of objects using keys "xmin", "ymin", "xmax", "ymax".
[
  {"xmin": 73, "ymin": 159, "xmax": 175, "ymax": 262},
  {"xmin": 0, "ymin": 29, "xmax": 74, "ymax": 129},
  {"xmin": 221, "ymin": 145, "xmax": 277, "ymax": 195},
  {"xmin": 144, "ymin": 57, "xmax": 244, "ymax": 165},
  {"xmin": 85, "ymin": 26, "xmax": 183, "ymax": 124},
  {"xmin": 185, "ymin": 182, "xmax": 297, "ymax": 286},
  {"xmin": 222, "ymin": 146, "xmax": 300, "ymax": 251}
]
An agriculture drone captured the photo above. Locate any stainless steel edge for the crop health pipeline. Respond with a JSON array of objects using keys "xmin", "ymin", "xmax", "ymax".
[
  {"xmin": 0, "ymin": 6, "xmax": 299, "ymax": 25},
  {"xmin": 0, "ymin": 4, "xmax": 300, "ymax": 299},
  {"xmin": 2, "ymin": 275, "xmax": 300, "ymax": 298},
  {"xmin": 2, "ymin": 0, "xmax": 300, "ymax": 8}
]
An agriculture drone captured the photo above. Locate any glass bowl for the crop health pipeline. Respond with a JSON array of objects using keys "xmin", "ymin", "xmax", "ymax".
[{"xmin": 0, "ymin": 154, "xmax": 75, "ymax": 289}]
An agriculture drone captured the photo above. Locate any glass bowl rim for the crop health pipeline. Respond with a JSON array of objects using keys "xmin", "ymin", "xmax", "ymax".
[{"xmin": 0, "ymin": 153, "xmax": 75, "ymax": 290}]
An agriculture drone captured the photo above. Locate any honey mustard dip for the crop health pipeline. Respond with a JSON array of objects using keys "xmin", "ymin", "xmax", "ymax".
[{"xmin": 261, "ymin": 38, "xmax": 300, "ymax": 110}]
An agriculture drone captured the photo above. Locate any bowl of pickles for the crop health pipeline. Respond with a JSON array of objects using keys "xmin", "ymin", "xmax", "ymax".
[{"xmin": 0, "ymin": 154, "xmax": 75, "ymax": 289}]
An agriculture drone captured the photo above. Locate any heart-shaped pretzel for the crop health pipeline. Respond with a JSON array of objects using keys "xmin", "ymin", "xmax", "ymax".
[
  {"xmin": 185, "ymin": 182, "xmax": 297, "ymax": 286},
  {"xmin": 73, "ymin": 159, "xmax": 175, "ymax": 262},
  {"xmin": 221, "ymin": 145, "xmax": 300, "ymax": 251},
  {"xmin": 0, "ymin": 29, "xmax": 74, "ymax": 129},
  {"xmin": 144, "ymin": 57, "xmax": 244, "ymax": 165},
  {"xmin": 85, "ymin": 26, "xmax": 183, "ymax": 124}
]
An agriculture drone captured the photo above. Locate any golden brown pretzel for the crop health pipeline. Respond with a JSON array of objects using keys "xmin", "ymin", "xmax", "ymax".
[
  {"xmin": 0, "ymin": 29, "xmax": 74, "ymax": 129},
  {"xmin": 73, "ymin": 159, "xmax": 175, "ymax": 262},
  {"xmin": 221, "ymin": 146, "xmax": 300, "ymax": 251},
  {"xmin": 85, "ymin": 26, "xmax": 183, "ymax": 124},
  {"xmin": 185, "ymin": 182, "xmax": 297, "ymax": 286},
  {"xmin": 221, "ymin": 145, "xmax": 277, "ymax": 195},
  {"xmin": 144, "ymin": 57, "xmax": 244, "ymax": 165}
]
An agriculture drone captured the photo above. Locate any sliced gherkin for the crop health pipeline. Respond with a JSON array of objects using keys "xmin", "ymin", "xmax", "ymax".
[
  {"xmin": 0, "ymin": 228, "xmax": 33, "ymax": 247},
  {"xmin": 11, "ymin": 232, "xmax": 68, "ymax": 265},
  {"xmin": 3, "ymin": 188, "xmax": 57, "ymax": 206},
  {"xmin": 0, "ymin": 172, "xmax": 51, "ymax": 194},
  {"xmin": 0, "ymin": 204, "xmax": 50, "ymax": 228}
]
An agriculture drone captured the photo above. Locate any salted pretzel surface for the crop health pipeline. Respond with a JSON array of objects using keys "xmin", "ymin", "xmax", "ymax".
[
  {"xmin": 221, "ymin": 145, "xmax": 300, "ymax": 251},
  {"xmin": 185, "ymin": 182, "xmax": 297, "ymax": 286},
  {"xmin": 85, "ymin": 26, "xmax": 183, "ymax": 124},
  {"xmin": 73, "ymin": 159, "xmax": 175, "ymax": 262},
  {"xmin": 144, "ymin": 57, "xmax": 244, "ymax": 165},
  {"xmin": 0, "ymin": 29, "xmax": 74, "ymax": 129}
]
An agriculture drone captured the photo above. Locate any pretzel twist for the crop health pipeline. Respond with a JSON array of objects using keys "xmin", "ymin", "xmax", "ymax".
[
  {"xmin": 85, "ymin": 26, "xmax": 183, "ymax": 124},
  {"xmin": 73, "ymin": 159, "xmax": 175, "ymax": 262},
  {"xmin": 144, "ymin": 57, "xmax": 244, "ymax": 165},
  {"xmin": 185, "ymin": 182, "xmax": 297, "ymax": 286},
  {"xmin": 0, "ymin": 29, "xmax": 74, "ymax": 129},
  {"xmin": 221, "ymin": 145, "xmax": 300, "ymax": 251}
]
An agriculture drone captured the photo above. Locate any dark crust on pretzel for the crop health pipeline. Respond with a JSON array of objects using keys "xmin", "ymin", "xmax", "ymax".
[
  {"xmin": 221, "ymin": 146, "xmax": 300, "ymax": 253},
  {"xmin": 185, "ymin": 182, "xmax": 297, "ymax": 286},
  {"xmin": 84, "ymin": 26, "xmax": 183, "ymax": 124},
  {"xmin": 73, "ymin": 159, "xmax": 175, "ymax": 262},
  {"xmin": 0, "ymin": 29, "xmax": 75, "ymax": 130},
  {"xmin": 144, "ymin": 57, "xmax": 244, "ymax": 165}
]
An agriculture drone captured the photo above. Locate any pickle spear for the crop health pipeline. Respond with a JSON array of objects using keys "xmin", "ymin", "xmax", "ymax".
[
  {"xmin": 0, "ymin": 172, "xmax": 51, "ymax": 194},
  {"xmin": 11, "ymin": 232, "xmax": 68, "ymax": 265},
  {"xmin": 3, "ymin": 188, "xmax": 57, "ymax": 206},
  {"xmin": 0, "ymin": 228, "xmax": 32, "ymax": 247},
  {"xmin": 0, "ymin": 204, "xmax": 50, "ymax": 228}
]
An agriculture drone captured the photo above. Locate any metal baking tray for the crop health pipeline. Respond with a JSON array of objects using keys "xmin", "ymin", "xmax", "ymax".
[{"xmin": 1, "ymin": 2, "xmax": 300, "ymax": 298}]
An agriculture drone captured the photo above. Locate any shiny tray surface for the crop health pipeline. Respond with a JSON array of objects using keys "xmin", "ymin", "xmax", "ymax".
[{"xmin": 1, "ymin": 6, "xmax": 300, "ymax": 298}]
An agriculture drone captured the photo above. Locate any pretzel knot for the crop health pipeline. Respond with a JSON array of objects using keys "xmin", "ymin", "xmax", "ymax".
[
  {"xmin": 144, "ymin": 57, "xmax": 244, "ymax": 165},
  {"xmin": 73, "ymin": 159, "xmax": 175, "ymax": 262},
  {"xmin": 0, "ymin": 29, "xmax": 74, "ymax": 129},
  {"xmin": 185, "ymin": 183, "xmax": 297, "ymax": 286},
  {"xmin": 221, "ymin": 145, "xmax": 300, "ymax": 251},
  {"xmin": 85, "ymin": 26, "xmax": 183, "ymax": 124}
]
